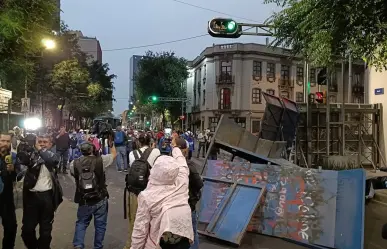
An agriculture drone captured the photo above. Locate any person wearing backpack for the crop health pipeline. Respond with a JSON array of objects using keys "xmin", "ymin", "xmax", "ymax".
[
  {"xmin": 114, "ymin": 126, "xmax": 128, "ymax": 172},
  {"xmin": 123, "ymin": 133, "xmax": 160, "ymax": 249},
  {"xmin": 70, "ymin": 136, "xmax": 117, "ymax": 249}
]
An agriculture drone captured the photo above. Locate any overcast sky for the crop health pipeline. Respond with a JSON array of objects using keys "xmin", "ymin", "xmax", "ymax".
[{"xmin": 61, "ymin": 0, "xmax": 279, "ymax": 115}]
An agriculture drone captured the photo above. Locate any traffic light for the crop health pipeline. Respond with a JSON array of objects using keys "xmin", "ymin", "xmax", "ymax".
[
  {"xmin": 148, "ymin": 96, "xmax": 158, "ymax": 102},
  {"xmin": 315, "ymin": 91, "xmax": 326, "ymax": 104},
  {"xmin": 208, "ymin": 18, "xmax": 242, "ymax": 38},
  {"xmin": 179, "ymin": 115, "xmax": 185, "ymax": 120},
  {"xmin": 146, "ymin": 121, "xmax": 150, "ymax": 126}
]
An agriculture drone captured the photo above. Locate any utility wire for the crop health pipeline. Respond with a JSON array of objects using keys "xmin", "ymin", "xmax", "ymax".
[
  {"xmin": 83, "ymin": 2, "xmax": 260, "ymax": 53},
  {"xmin": 84, "ymin": 34, "xmax": 209, "ymax": 53},
  {"xmin": 170, "ymin": 0, "xmax": 260, "ymax": 23}
]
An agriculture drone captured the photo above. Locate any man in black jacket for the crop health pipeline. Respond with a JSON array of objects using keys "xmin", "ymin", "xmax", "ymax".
[
  {"xmin": 19, "ymin": 134, "xmax": 63, "ymax": 249},
  {"xmin": 0, "ymin": 131, "xmax": 17, "ymax": 249},
  {"xmin": 175, "ymin": 137, "xmax": 203, "ymax": 249}
]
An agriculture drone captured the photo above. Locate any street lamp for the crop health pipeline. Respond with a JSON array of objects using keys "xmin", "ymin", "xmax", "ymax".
[
  {"xmin": 24, "ymin": 38, "xmax": 57, "ymax": 118},
  {"xmin": 41, "ymin": 38, "xmax": 56, "ymax": 50}
]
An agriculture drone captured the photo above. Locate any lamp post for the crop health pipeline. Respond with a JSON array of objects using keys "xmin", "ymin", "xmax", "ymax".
[{"xmin": 24, "ymin": 38, "xmax": 56, "ymax": 118}]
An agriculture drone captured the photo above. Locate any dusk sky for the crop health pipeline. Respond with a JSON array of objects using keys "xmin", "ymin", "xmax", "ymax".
[{"xmin": 61, "ymin": 0, "xmax": 279, "ymax": 115}]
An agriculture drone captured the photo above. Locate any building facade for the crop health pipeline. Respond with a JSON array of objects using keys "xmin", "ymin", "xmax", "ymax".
[
  {"xmin": 70, "ymin": 31, "xmax": 102, "ymax": 64},
  {"xmin": 186, "ymin": 43, "xmax": 366, "ymax": 134},
  {"xmin": 129, "ymin": 55, "xmax": 143, "ymax": 107}
]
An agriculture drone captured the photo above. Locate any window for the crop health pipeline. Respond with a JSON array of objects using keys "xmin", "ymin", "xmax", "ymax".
[
  {"xmin": 202, "ymin": 89, "xmax": 206, "ymax": 105},
  {"xmin": 280, "ymin": 91, "xmax": 290, "ymax": 99},
  {"xmin": 309, "ymin": 93, "xmax": 315, "ymax": 103},
  {"xmin": 230, "ymin": 117, "xmax": 246, "ymax": 128},
  {"xmin": 203, "ymin": 64, "xmax": 207, "ymax": 78},
  {"xmin": 251, "ymin": 120, "xmax": 261, "ymax": 134},
  {"xmin": 281, "ymin": 65, "xmax": 290, "ymax": 84},
  {"xmin": 221, "ymin": 61, "xmax": 232, "ymax": 75},
  {"xmin": 267, "ymin": 62, "xmax": 275, "ymax": 80},
  {"xmin": 219, "ymin": 88, "xmax": 231, "ymax": 109},
  {"xmin": 296, "ymin": 67, "xmax": 304, "ymax": 83},
  {"xmin": 209, "ymin": 117, "xmax": 219, "ymax": 132},
  {"xmin": 253, "ymin": 61, "xmax": 262, "ymax": 78},
  {"xmin": 296, "ymin": 92, "xmax": 304, "ymax": 102},
  {"xmin": 310, "ymin": 68, "xmax": 316, "ymax": 86},
  {"xmin": 252, "ymin": 88, "xmax": 262, "ymax": 104},
  {"xmin": 353, "ymin": 96, "xmax": 364, "ymax": 104},
  {"xmin": 329, "ymin": 94, "xmax": 337, "ymax": 103},
  {"xmin": 267, "ymin": 89, "xmax": 275, "ymax": 95}
]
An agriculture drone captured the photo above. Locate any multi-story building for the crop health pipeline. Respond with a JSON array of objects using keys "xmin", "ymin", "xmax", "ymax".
[
  {"xmin": 70, "ymin": 31, "xmax": 102, "ymax": 64},
  {"xmin": 129, "ymin": 55, "xmax": 143, "ymax": 107},
  {"xmin": 185, "ymin": 43, "xmax": 366, "ymax": 134}
]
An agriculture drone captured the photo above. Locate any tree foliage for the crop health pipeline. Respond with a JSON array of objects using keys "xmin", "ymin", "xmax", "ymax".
[
  {"xmin": 265, "ymin": 0, "xmax": 387, "ymax": 69},
  {"xmin": 135, "ymin": 51, "xmax": 188, "ymax": 123},
  {"xmin": 0, "ymin": 0, "xmax": 58, "ymax": 81}
]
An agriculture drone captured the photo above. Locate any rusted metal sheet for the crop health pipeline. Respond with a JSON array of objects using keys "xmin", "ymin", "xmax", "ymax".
[{"xmin": 200, "ymin": 177, "xmax": 265, "ymax": 245}]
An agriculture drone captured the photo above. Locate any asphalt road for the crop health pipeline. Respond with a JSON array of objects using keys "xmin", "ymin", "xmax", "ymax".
[{"xmin": 0, "ymin": 157, "xmax": 307, "ymax": 249}]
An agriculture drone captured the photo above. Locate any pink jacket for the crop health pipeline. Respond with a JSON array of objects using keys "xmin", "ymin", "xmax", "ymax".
[{"xmin": 130, "ymin": 148, "xmax": 193, "ymax": 249}]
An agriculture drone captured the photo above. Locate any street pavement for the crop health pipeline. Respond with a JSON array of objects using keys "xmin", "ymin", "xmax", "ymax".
[{"xmin": 3, "ymin": 154, "xmax": 387, "ymax": 248}]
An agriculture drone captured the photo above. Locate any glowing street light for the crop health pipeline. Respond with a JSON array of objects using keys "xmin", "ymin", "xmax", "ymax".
[{"xmin": 41, "ymin": 38, "xmax": 56, "ymax": 50}]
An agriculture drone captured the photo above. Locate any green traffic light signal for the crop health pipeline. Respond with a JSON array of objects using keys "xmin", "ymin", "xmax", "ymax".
[
  {"xmin": 146, "ymin": 121, "xmax": 150, "ymax": 125},
  {"xmin": 226, "ymin": 21, "xmax": 237, "ymax": 32},
  {"xmin": 208, "ymin": 18, "xmax": 241, "ymax": 38},
  {"xmin": 151, "ymin": 96, "xmax": 158, "ymax": 101}
]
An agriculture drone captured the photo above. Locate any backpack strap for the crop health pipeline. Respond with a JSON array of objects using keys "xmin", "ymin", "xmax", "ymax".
[
  {"xmin": 133, "ymin": 150, "xmax": 142, "ymax": 160},
  {"xmin": 140, "ymin": 147, "xmax": 153, "ymax": 161}
]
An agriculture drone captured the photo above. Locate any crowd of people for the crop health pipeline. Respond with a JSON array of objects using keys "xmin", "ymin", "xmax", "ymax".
[{"xmin": 0, "ymin": 125, "xmax": 212, "ymax": 249}]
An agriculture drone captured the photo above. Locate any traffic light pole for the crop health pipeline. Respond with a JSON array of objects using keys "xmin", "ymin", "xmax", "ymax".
[
  {"xmin": 148, "ymin": 97, "xmax": 190, "ymax": 130},
  {"xmin": 236, "ymin": 23, "xmax": 272, "ymax": 36}
]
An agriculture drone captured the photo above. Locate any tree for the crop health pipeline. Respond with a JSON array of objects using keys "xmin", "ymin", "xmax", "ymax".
[
  {"xmin": 49, "ymin": 59, "xmax": 90, "ymax": 126},
  {"xmin": 135, "ymin": 51, "xmax": 188, "ymax": 126},
  {"xmin": 264, "ymin": 0, "xmax": 387, "ymax": 69},
  {"xmin": 0, "ymin": 0, "xmax": 58, "ymax": 84},
  {"xmin": 87, "ymin": 61, "xmax": 116, "ymax": 113}
]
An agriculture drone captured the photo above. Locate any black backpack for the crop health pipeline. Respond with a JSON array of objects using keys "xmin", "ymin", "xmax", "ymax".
[
  {"xmin": 125, "ymin": 148, "xmax": 154, "ymax": 195},
  {"xmin": 75, "ymin": 157, "xmax": 102, "ymax": 201}
]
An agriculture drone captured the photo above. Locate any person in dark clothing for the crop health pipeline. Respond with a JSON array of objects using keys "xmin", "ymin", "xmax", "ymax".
[
  {"xmin": 70, "ymin": 137, "xmax": 117, "ymax": 249},
  {"xmin": 20, "ymin": 134, "xmax": 63, "ymax": 249},
  {"xmin": 175, "ymin": 137, "xmax": 203, "ymax": 249},
  {"xmin": 56, "ymin": 126, "xmax": 70, "ymax": 174},
  {"xmin": 0, "ymin": 131, "xmax": 17, "ymax": 249}
]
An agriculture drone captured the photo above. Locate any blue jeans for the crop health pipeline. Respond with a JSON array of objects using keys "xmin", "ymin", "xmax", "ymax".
[
  {"xmin": 190, "ymin": 211, "xmax": 199, "ymax": 249},
  {"xmin": 116, "ymin": 146, "xmax": 128, "ymax": 171},
  {"xmin": 56, "ymin": 149, "xmax": 69, "ymax": 172},
  {"xmin": 73, "ymin": 198, "xmax": 109, "ymax": 249}
]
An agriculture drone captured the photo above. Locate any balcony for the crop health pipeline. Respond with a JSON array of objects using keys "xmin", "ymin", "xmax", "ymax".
[
  {"xmin": 216, "ymin": 74, "xmax": 235, "ymax": 84},
  {"xmin": 352, "ymin": 85, "xmax": 364, "ymax": 95},
  {"xmin": 192, "ymin": 105, "xmax": 200, "ymax": 113},
  {"xmin": 218, "ymin": 102, "xmax": 232, "ymax": 110},
  {"xmin": 279, "ymin": 79, "xmax": 293, "ymax": 87}
]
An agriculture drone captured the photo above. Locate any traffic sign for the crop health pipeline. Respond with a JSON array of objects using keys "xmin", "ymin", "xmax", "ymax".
[
  {"xmin": 21, "ymin": 98, "xmax": 30, "ymax": 113},
  {"xmin": 375, "ymin": 88, "xmax": 384, "ymax": 95}
]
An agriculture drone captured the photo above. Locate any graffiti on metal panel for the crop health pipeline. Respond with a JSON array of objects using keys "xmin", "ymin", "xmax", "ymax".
[{"xmin": 204, "ymin": 160, "xmax": 335, "ymax": 245}]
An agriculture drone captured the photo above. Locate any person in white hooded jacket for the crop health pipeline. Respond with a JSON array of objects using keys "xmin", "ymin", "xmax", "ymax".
[{"xmin": 130, "ymin": 138, "xmax": 193, "ymax": 249}]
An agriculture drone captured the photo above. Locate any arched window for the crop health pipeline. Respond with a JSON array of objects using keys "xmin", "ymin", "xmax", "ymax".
[{"xmin": 219, "ymin": 88, "xmax": 231, "ymax": 109}]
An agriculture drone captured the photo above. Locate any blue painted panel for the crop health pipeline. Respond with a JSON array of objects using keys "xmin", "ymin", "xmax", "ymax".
[
  {"xmin": 207, "ymin": 184, "xmax": 263, "ymax": 245},
  {"xmin": 335, "ymin": 169, "xmax": 365, "ymax": 249},
  {"xmin": 375, "ymin": 88, "xmax": 384, "ymax": 95}
]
